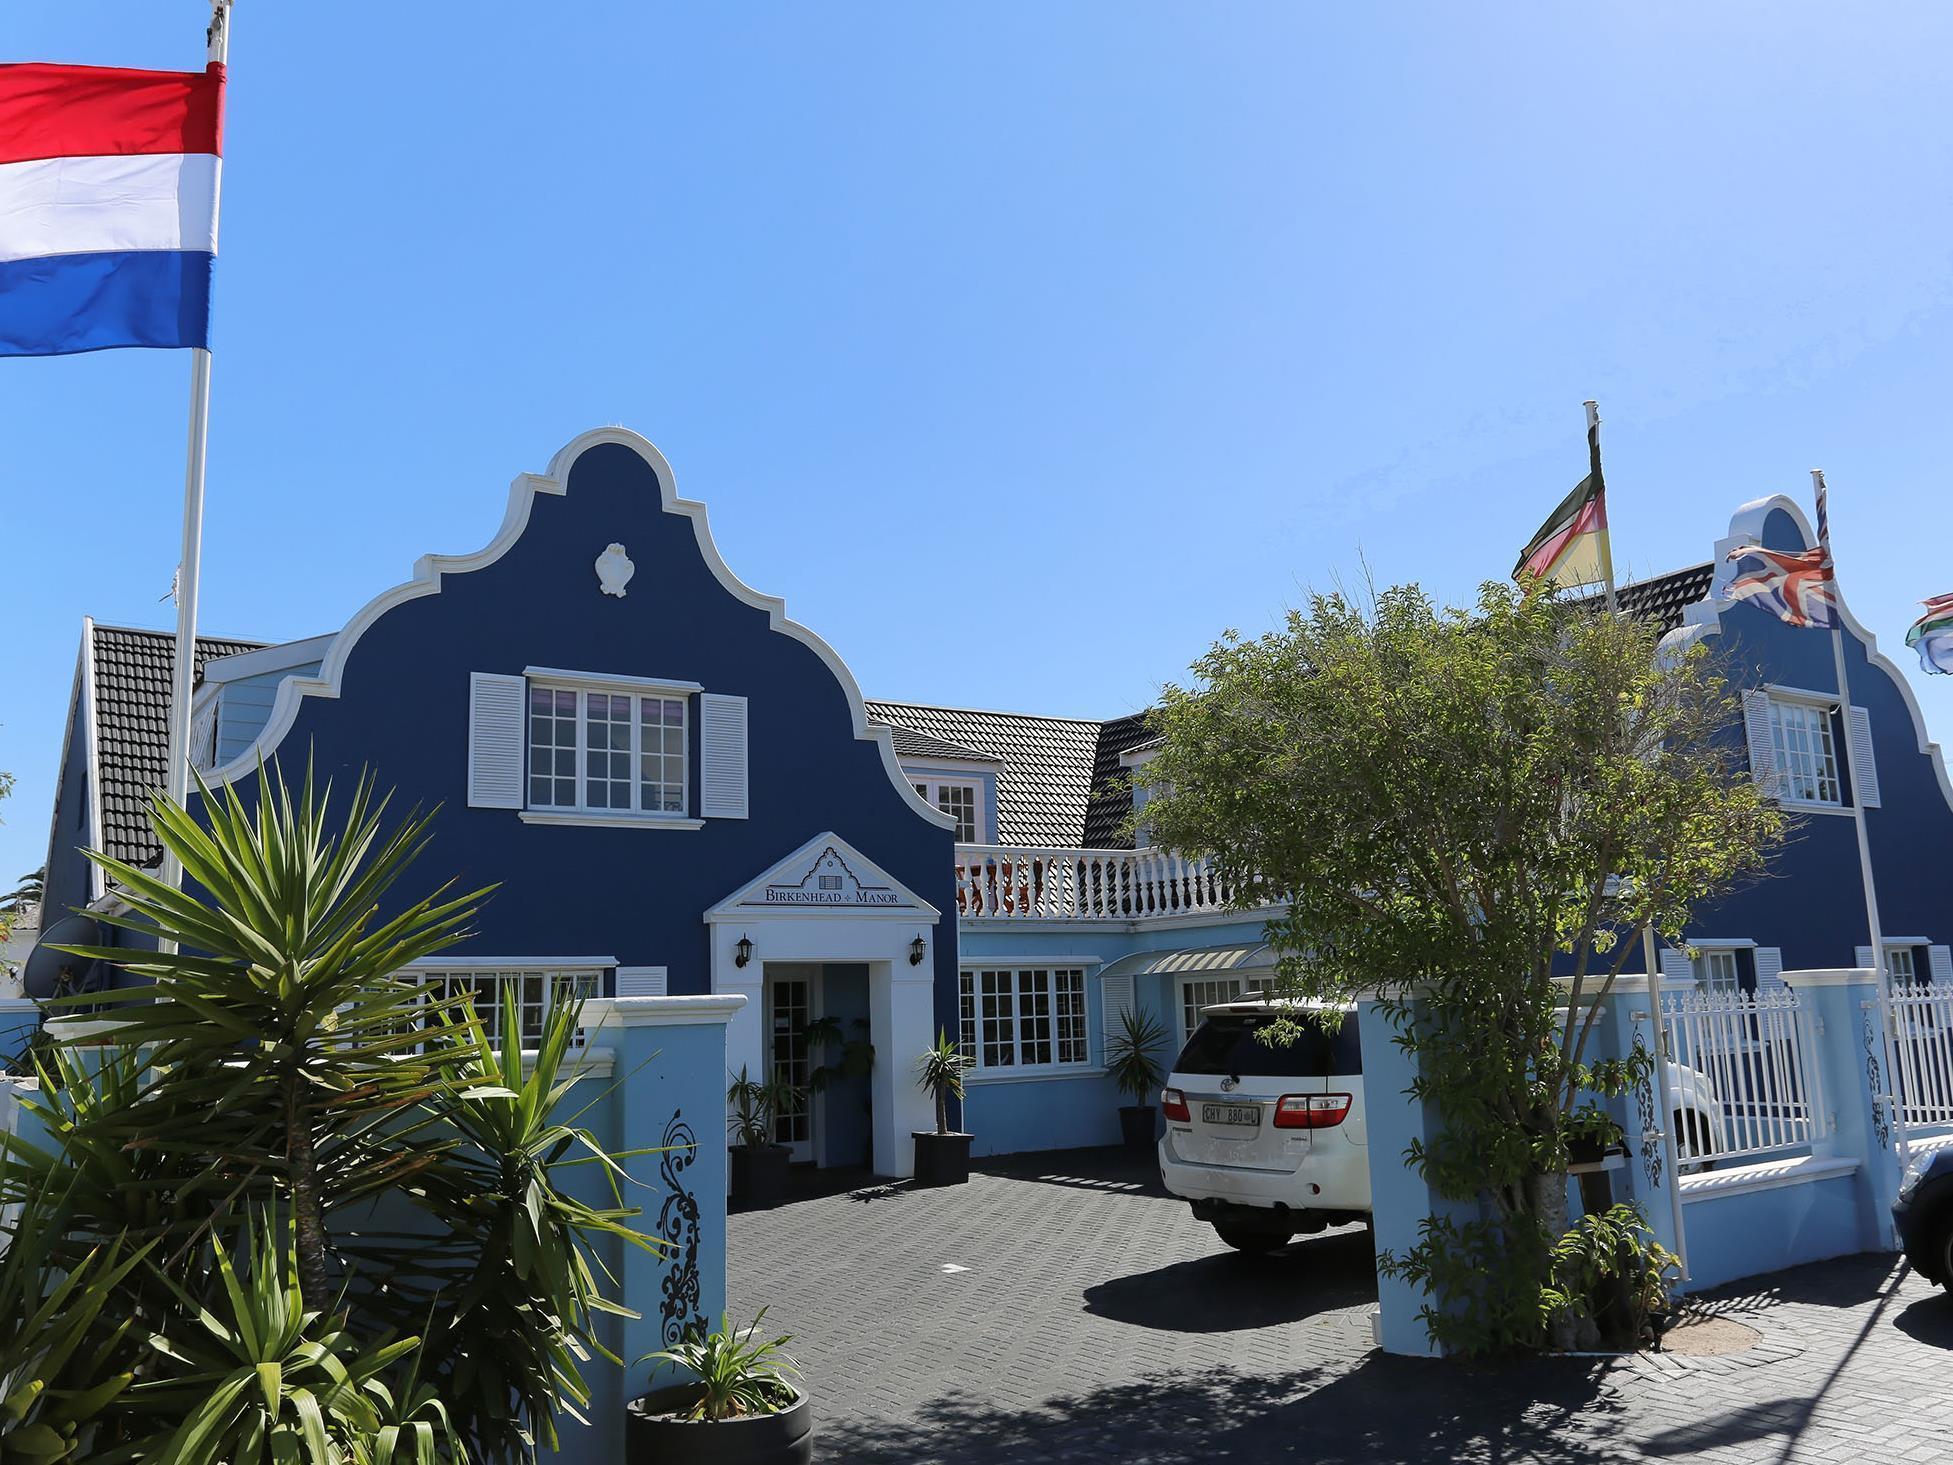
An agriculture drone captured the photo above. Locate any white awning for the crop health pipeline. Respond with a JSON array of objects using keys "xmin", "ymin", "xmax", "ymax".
[{"xmin": 1095, "ymin": 941, "xmax": 1281, "ymax": 982}]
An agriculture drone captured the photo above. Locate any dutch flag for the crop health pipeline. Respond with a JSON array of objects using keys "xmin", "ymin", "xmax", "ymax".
[{"xmin": 0, "ymin": 60, "xmax": 225, "ymax": 356}]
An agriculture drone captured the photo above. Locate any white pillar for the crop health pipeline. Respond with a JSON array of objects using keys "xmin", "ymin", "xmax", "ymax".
[{"xmin": 873, "ymin": 960, "xmax": 937, "ymax": 1177}]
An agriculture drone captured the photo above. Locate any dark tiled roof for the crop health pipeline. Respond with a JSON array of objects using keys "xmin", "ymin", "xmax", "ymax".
[
  {"xmin": 1083, "ymin": 711, "xmax": 1158, "ymax": 849},
  {"xmin": 874, "ymin": 724, "xmax": 999, "ymax": 765},
  {"xmin": 866, "ymin": 701, "xmax": 1109, "ymax": 847},
  {"xmin": 1592, "ymin": 563, "xmax": 1715, "ymax": 635},
  {"xmin": 90, "ymin": 624, "xmax": 263, "ymax": 867}
]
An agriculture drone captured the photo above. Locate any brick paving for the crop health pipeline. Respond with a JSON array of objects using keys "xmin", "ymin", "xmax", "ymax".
[{"xmin": 727, "ymin": 1147, "xmax": 1953, "ymax": 1463}]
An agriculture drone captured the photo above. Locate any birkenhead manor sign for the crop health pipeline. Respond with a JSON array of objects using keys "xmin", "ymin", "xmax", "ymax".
[{"xmin": 761, "ymin": 846, "xmax": 903, "ymax": 908}]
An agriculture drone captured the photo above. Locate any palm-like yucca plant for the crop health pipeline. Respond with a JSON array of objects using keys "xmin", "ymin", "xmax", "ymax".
[
  {"xmin": 643, "ymin": 1312, "xmax": 799, "ymax": 1422},
  {"xmin": 0, "ymin": 1186, "xmax": 151, "ymax": 1462},
  {"xmin": 5, "ymin": 761, "xmax": 664, "ymax": 1462},
  {"xmin": 51, "ymin": 760, "xmax": 490, "ymax": 1308},
  {"xmin": 1105, "ymin": 1007, "xmax": 1168, "ymax": 1104},
  {"xmin": 348, "ymin": 986, "xmax": 658, "ymax": 1459},
  {"xmin": 916, "ymin": 1030, "xmax": 971, "ymax": 1135},
  {"xmin": 129, "ymin": 1209, "xmax": 426, "ymax": 1465}
]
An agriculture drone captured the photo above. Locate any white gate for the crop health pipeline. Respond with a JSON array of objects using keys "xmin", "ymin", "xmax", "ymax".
[
  {"xmin": 1660, "ymin": 986, "xmax": 1824, "ymax": 1165},
  {"xmin": 1890, "ymin": 980, "xmax": 1953, "ymax": 1135}
]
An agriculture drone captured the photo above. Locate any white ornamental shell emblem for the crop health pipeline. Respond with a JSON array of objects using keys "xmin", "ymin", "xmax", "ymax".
[{"xmin": 595, "ymin": 543, "xmax": 635, "ymax": 598}]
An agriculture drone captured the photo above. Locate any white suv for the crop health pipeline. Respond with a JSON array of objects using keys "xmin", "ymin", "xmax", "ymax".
[
  {"xmin": 1159, "ymin": 999, "xmax": 1727, "ymax": 1254},
  {"xmin": 1158, "ymin": 1000, "xmax": 1371, "ymax": 1254}
]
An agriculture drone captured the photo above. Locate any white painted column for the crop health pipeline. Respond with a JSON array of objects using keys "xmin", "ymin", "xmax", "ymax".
[{"xmin": 873, "ymin": 959, "xmax": 938, "ymax": 1177}]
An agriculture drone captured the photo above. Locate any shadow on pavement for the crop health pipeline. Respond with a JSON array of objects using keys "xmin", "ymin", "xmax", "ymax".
[
  {"xmin": 817, "ymin": 1356, "xmax": 1623, "ymax": 1464},
  {"xmin": 1892, "ymin": 1288, "xmax": 1953, "ymax": 1348},
  {"xmin": 1083, "ymin": 1227, "xmax": 1377, "ymax": 1333}
]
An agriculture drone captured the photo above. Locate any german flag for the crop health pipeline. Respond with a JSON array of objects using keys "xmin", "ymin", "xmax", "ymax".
[{"xmin": 1514, "ymin": 417, "xmax": 1613, "ymax": 590}]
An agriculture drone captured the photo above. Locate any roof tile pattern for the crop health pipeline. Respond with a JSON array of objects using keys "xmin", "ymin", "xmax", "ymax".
[
  {"xmin": 865, "ymin": 700, "xmax": 1108, "ymax": 848},
  {"xmin": 91, "ymin": 624, "xmax": 263, "ymax": 868},
  {"xmin": 1084, "ymin": 711, "xmax": 1158, "ymax": 849},
  {"xmin": 874, "ymin": 724, "xmax": 999, "ymax": 765},
  {"xmin": 1597, "ymin": 562, "xmax": 1716, "ymax": 635}
]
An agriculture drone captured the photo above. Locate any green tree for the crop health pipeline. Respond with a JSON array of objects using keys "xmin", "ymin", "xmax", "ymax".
[
  {"xmin": 1141, "ymin": 582, "xmax": 1781, "ymax": 1351},
  {"xmin": 1, "ymin": 763, "xmax": 659, "ymax": 1459}
]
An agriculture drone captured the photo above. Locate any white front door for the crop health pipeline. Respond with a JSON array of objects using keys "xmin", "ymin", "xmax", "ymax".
[{"xmin": 766, "ymin": 969, "xmax": 818, "ymax": 1163}]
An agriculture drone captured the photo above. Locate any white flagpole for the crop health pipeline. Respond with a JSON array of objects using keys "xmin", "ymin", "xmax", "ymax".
[
  {"xmin": 1811, "ymin": 469, "xmax": 1910, "ymax": 1172},
  {"xmin": 160, "ymin": 0, "xmax": 231, "ymax": 896},
  {"xmin": 1586, "ymin": 400, "xmax": 1618, "ymax": 613}
]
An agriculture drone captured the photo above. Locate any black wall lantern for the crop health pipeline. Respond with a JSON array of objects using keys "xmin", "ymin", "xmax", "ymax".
[
  {"xmin": 735, "ymin": 934, "xmax": 754, "ymax": 969},
  {"xmin": 909, "ymin": 935, "xmax": 927, "ymax": 967}
]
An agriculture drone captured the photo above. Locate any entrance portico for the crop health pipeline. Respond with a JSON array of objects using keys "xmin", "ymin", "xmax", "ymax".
[{"xmin": 708, "ymin": 833, "xmax": 941, "ymax": 1178}]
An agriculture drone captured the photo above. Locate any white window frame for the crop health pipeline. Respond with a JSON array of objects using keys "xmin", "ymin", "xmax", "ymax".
[
  {"xmin": 1698, "ymin": 948, "xmax": 1743, "ymax": 995},
  {"xmin": 1766, "ymin": 692, "xmax": 1843, "ymax": 809},
  {"xmin": 401, "ymin": 961, "xmax": 608, "ymax": 1048},
  {"xmin": 957, "ymin": 966, "xmax": 1093, "ymax": 1077},
  {"xmin": 521, "ymin": 671, "xmax": 699, "ymax": 827},
  {"xmin": 912, "ymin": 776, "xmax": 986, "ymax": 843},
  {"xmin": 1886, "ymin": 946, "xmax": 1918, "ymax": 983},
  {"xmin": 1176, "ymin": 973, "xmax": 1276, "ymax": 1049}
]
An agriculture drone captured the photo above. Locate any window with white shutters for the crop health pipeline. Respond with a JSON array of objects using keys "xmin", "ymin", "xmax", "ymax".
[
  {"xmin": 468, "ymin": 673, "xmax": 527, "ymax": 809},
  {"xmin": 699, "ymin": 693, "xmax": 749, "ymax": 819}
]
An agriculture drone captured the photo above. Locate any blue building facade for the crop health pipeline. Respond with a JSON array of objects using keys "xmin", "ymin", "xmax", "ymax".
[{"xmin": 32, "ymin": 439, "xmax": 1953, "ymax": 1169}]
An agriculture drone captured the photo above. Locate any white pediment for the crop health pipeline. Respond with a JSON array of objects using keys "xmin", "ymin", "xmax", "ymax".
[{"xmin": 707, "ymin": 832, "xmax": 940, "ymax": 922}]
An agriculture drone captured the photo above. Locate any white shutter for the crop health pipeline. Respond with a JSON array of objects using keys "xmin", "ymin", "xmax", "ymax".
[
  {"xmin": 699, "ymin": 693, "xmax": 748, "ymax": 819},
  {"xmin": 1753, "ymin": 946, "xmax": 1785, "ymax": 993},
  {"xmin": 1100, "ymin": 973, "xmax": 1135, "ymax": 1053},
  {"xmin": 1928, "ymin": 946, "xmax": 1951, "ymax": 984},
  {"xmin": 615, "ymin": 966, "xmax": 667, "ymax": 997},
  {"xmin": 1742, "ymin": 690, "xmax": 1780, "ymax": 800},
  {"xmin": 467, "ymin": 673, "xmax": 526, "ymax": 809},
  {"xmin": 1847, "ymin": 706, "xmax": 1880, "ymax": 808},
  {"xmin": 1658, "ymin": 947, "xmax": 1696, "ymax": 988},
  {"xmin": 1855, "ymin": 945, "xmax": 1875, "ymax": 972}
]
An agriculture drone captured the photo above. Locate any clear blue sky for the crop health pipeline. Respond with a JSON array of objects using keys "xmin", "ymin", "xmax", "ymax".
[{"xmin": 5, "ymin": 3, "xmax": 1952, "ymax": 884}]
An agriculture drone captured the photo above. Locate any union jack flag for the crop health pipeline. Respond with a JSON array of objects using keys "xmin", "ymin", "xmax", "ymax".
[{"xmin": 1725, "ymin": 543, "xmax": 1839, "ymax": 629}]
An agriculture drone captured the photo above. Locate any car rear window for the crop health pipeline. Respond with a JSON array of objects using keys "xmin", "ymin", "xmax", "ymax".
[{"xmin": 1172, "ymin": 1012, "xmax": 1362, "ymax": 1078}]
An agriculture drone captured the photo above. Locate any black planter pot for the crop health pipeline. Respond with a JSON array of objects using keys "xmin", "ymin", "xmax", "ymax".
[
  {"xmin": 729, "ymin": 1144, "xmax": 791, "ymax": 1210},
  {"xmin": 626, "ymin": 1384, "xmax": 812, "ymax": 1465},
  {"xmin": 912, "ymin": 1130, "xmax": 973, "ymax": 1186},
  {"xmin": 1119, "ymin": 1104, "xmax": 1158, "ymax": 1153}
]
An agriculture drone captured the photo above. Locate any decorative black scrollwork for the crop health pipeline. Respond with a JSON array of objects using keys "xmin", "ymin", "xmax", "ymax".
[
  {"xmin": 1863, "ymin": 1011, "xmax": 1890, "ymax": 1151},
  {"xmin": 1632, "ymin": 1033, "xmax": 1663, "ymax": 1189},
  {"xmin": 656, "ymin": 1109, "xmax": 705, "ymax": 1346}
]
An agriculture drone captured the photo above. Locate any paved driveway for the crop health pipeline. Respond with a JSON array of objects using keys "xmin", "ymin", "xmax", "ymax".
[{"xmin": 728, "ymin": 1147, "xmax": 1953, "ymax": 1463}]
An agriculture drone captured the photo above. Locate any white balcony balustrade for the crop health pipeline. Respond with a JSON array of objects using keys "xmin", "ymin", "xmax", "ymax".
[{"xmin": 953, "ymin": 843, "xmax": 1240, "ymax": 922}]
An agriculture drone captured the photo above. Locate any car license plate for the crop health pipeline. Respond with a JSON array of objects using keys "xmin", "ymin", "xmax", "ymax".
[{"xmin": 1202, "ymin": 1103, "xmax": 1260, "ymax": 1128}]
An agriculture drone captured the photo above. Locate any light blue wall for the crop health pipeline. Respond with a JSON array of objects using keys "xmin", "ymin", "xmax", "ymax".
[
  {"xmin": 552, "ymin": 1008, "xmax": 730, "ymax": 1462},
  {"xmin": 214, "ymin": 661, "xmax": 322, "ymax": 766},
  {"xmin": 958, "ymin": 914, "xmax": 1274, "ymax": 1155},
  {"xmin": 1680, "ymin": 1172, "xmax": 1866, "ymax": 1293}
]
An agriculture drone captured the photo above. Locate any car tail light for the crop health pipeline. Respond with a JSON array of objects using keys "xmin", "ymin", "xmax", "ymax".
[
  {"xmin": 1161, "ymin": 1087, "xmax": 1190, "ymax": 1123},
  {"xmin": 1273, "ymin": 1093, "xmax": 1353, "ymax": 1129}
]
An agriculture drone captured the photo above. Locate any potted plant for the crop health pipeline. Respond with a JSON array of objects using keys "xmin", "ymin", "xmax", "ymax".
[
  {"xmin": 627, "ymin": 1310, "xmax": 812, "ymax": 1464},
  {"xmin": 1105, "ymin": 1007, "xmax": 1168, "ymax": 1152},
  {"xmin": 912, "ymin": 1030, "xmax": 974, "ymax": 1186},
  {"xmin": 727, "ymin": 1065, "xmax": 798, "ymax": 1210}
]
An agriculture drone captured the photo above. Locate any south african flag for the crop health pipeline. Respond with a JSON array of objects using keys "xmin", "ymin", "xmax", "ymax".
[{"xmin": 1906, "ymin": 593, "xmax": 1953, "ymax": 675}]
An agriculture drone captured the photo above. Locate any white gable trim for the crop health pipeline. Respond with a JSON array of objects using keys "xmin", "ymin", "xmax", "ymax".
[
  {"xmin": 706, "ymin": 831, "xmax": 941, "ymax": 924},
  {"xmin": 196, "ymin": 428, "xmax": 956, "ymax": 832},
  {"xmin": 80, "ymin": 618, "xmax": 105, "ymax": 901},
  {"xmin": 1663, "ymin": 492, "xmax": 1953, "ymax": 811}
]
